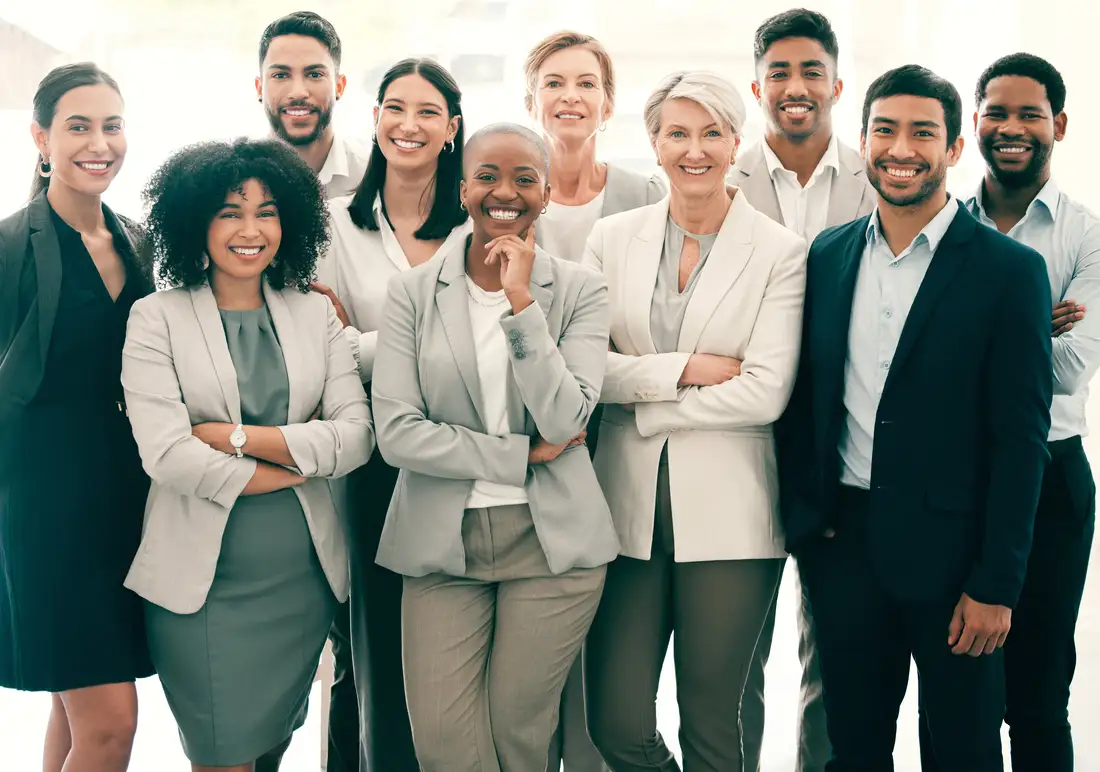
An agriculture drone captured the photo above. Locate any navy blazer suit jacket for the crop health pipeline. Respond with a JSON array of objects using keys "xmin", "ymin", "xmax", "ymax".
[{"xmin": 777, "ymin": 201, "xmax": 1054, "ymax": 609}]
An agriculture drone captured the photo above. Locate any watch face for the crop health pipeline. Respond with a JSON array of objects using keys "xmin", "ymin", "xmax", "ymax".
[{"xmin": 229, "ymin": 428, "xmax": 246, "ymax": 447}]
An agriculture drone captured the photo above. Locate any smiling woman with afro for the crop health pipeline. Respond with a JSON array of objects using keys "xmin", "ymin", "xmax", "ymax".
[{"xmin": 143, "ymin": 136, "xmax": 330, "ymax": 290}]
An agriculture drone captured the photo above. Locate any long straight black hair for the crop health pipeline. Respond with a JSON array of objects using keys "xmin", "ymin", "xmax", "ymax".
[
  {"xmin": 29, "ymin": 63, "xmax": 123, "ymax": 201},
  {"xmin": 347, "ymin": 58, "xmax": 467, "ymax": 239}
]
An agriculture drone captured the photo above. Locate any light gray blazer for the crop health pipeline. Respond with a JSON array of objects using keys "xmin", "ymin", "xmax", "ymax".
[
  {"xmin": 370, "ymin": 238, "xmax": 619, "ymax": 578},
  {"xmin": 121, "ymin": 282, "xmax": 374, "ymax": 614},
  {"xmin": 533, "ymin": 162, "xmax": 667, "ymax": 250},
  {"xmin": 729, "ymin": 139, "xmax": 875, "ymax": 232}
]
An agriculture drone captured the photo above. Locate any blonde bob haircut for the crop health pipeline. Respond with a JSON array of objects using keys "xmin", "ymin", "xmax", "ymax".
[
  {"xmin": 643, "ymin": 70, "xmax": 747, "ymax": 140},
  {"xmin": 523, "ymin": 31, "xmax": 616, "ymax": 114}
]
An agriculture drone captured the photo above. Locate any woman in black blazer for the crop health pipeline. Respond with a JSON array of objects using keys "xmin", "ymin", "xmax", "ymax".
[{"xmin": 0, "ymin": 63, "xmax": 154, "ymax": 772}]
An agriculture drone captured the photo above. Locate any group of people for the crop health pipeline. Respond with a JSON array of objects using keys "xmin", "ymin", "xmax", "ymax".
[{"xmin": 0, "ymin": 6, "xmax": 1094, "ymax": 772}]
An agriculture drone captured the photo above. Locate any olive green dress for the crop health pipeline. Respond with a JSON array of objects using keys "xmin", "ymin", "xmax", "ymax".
[{"xmin": 145, "ymin": 306, "xmax": 338, "ymax": 766}]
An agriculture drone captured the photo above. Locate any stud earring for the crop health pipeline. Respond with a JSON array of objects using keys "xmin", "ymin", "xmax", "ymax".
[{"xmin": 39, "ymin": 156, "xmax": 52, "ymax": 178}]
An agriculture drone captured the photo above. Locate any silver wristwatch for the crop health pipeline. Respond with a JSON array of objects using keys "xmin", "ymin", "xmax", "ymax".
[{"xmin": 229, "ymin": 424, "xmax": 248, "ymax": 458}]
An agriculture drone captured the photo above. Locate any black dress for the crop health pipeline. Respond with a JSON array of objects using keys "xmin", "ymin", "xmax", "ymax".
[{"xmin": 0, "ymin": 206, "xmax": 155, "ymax": 692}]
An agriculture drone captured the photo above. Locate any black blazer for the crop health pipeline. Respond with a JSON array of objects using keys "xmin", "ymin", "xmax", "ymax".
[
  {"xmin": 0, "ymin": 191, "xmax": 154, "ymax": 426},
  {"xmin": 778, "ymin": 201, "xmax": 1053, "ymax": 609}
]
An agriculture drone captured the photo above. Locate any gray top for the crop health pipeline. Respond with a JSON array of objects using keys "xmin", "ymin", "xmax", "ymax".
[
  {"xmin": 649, "ymin": 217, "xmax": 719, "ymax": 354},
  {"xmin": 219, "ymin": 305, "xmax": 300, "ymax": 512}
]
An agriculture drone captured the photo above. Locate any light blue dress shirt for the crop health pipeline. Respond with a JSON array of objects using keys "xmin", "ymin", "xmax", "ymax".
[
  {"xmin": 838, "ymin": 197, "xmax": 961, "ymax": 489},
  {"xmin": 965, "ymin": 179, "xmax": 1100, "ymax": 442}
]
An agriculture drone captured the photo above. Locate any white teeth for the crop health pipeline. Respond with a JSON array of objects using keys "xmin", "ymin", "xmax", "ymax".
[
  {"xmin": 285, "ymin": 108, "xmax": 312, "ymax": 117},
  {"xmin": 79, "ymin": 162, "xmax": 108, "ymax": 170},
  {"xmin": 230, "ymin": 247, "xmax": 262, "ymax": 256},
  {"xmin": 488, "ymin": 209, "xmax": 520, "ymax": 220},
  {"xmin": 557, "ymin": 113, "xmax": 583, "ymax": 120},
  {"xmin": 682, "ymin": 166, "xmax": 709, "ymax": 175},
  {"xmin": 783, "ymin": 105, "xmax": 811, "ymax": 114},
  {"xmin": 996, "ymin": 146, "xmax": 1029, "ymax": 154},
  {"xmin": 886, "ymin": 167, "xmax": 918, "ymax": 178},
  {"xmin": 392, "ymin": 138, "xmax": 425, "ymax": 149}
]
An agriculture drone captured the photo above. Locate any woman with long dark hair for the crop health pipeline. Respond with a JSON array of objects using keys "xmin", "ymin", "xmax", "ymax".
[
  {"xmin": 0, "ymin": 63, "xmax": 155, "ymax": 772},
  {"xmin": 311, "ymin": 56, "xmax": 468, "ymax": 772}
]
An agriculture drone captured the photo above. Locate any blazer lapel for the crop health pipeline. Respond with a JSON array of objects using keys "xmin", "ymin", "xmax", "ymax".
[
  {"xmin": 190, "ymin": 284, "xmax": 243, "ymax": 424},
  {"xmin": 623, "ymin": 200, "xmax": 668, "ymax": 355},
  {"xmin": 735, "ymin": 146, "xmax": 784, "ymax": 225},
  {"xmin": 828, "ymin": 144, "xmax": 871, "ymax": 227},
  {"xmin": 677, "ymin": 192, "xmax": 755, "ymax": 352},
  {"xmin": 435, "ymin": 241, "xmax": 487, "ymax": 430},
  {"xmin": 883, "ymin": 206, "xmax": 975, "ymax": 396},
  {"xmin": 262, "ymin": 282, "xmax": 306, "ymax": 422},
  {"xmin": 27, "ymin": 195, "xmax": 61, "ymax": 367}
]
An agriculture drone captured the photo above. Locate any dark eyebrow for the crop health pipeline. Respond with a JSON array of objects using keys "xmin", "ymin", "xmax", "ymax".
[
  {"xmin": 385, "ymin": 97, "xmax": 444, "ymax": 111},
  {"xmin": 66, "ymin": 114, "xmax": 122, "ymax": 122},
  {"xmin": 767, "ymin": 60, "xmax": 791, "ymax": 69},
  {"xmin": 800, "ymin": 59, "xmax": 827, "ymax": 69},
  {"xmin": 514, "ymin": 166, "xmax": 539, "ymax": 173},
  {"xmin": 543, "ymin": 72, "xmax": 600, "ymax": 80},
  {"xmin": 218, "ymin": 200, "xmax": 277, "ymax": 209},
  {"xmin": 476, "ymin": 163, "xmax": 499, "ymax": 170},
  {"xmin": 266, "ymin": 63, "xmax": 329, "ymax": 72}
]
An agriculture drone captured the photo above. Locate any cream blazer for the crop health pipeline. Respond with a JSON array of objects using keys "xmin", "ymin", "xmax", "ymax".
[
  {"xmin": 583, "ymin": 191, "xmax": 807, "ymax": 561},
  {"xmin": 121, "ymin": 282, "xmax": 374, "ymax": 613}
]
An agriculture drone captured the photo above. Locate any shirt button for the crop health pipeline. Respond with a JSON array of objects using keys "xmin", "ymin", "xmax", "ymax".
[
  {"xmin": 882, "ymin": 361, "xmax": 890, "ymax": 370},
  {"xmin": 884, "ymin": 309, "xmax": 893, "ymax": 319},
  {"xmin": 890, "ymin": 261, "xmax": 900, "ymax": 267}
]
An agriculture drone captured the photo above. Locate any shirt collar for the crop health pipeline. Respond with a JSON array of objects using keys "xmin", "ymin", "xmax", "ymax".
[
  {"xmin": 761, "ymin": 133, "xmax": 840, "ymax": 181},
  {"xmin": 966, "ymin": 177, "xmax": 1062, "ymax": 222},
  {"xmin": 866, "ymin": 194, "xmax": 960, "ymax": 255},
  {"xmin": 317, "ymin": 134, "xmax": 350, "ymax": 188}
]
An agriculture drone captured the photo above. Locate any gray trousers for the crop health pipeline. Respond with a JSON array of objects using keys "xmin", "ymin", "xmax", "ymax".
[
  {"xmin": 547, "ymin": 655, "xmax": 609, "ymax": 772},
  {"xmin": 584, "ymin": 449, "xmax": 783, "ymax": 771},
  {"xmin": 402, "ymin": 504, "xmax": 607, "ymax": 772},
  {"xmin": 742, "ymin": 561, "xmax": 831, "ymax": 772}
]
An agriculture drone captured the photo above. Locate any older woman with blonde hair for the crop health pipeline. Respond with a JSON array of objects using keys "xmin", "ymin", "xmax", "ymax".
[{"xmin": 581, "ymin": 71, "xmax": 808, "ymax": 771}]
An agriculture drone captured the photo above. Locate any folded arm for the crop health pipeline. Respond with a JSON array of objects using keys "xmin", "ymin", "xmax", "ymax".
[
  {"xmin": 121, "ymin": 298, "xmax": 257, "ymax": 509},
  {"xmin": 371, "ymin": 275, "xmax": 529, "ymax": 485},
  {"xmin": 1052, "ymin": 223, "xmax": 1100, "ymax": 395}
]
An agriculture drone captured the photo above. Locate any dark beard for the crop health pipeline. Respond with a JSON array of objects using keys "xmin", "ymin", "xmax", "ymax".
[
  {"xmin": 979, "ymin": 136, "xmax": 1051, "ymax": 190},
  {"xmin": 265, "ymin": 102, "xmax": 333, "ymax": 147},
  {"xmin": 867, "ymin": 161, "xmax": 946, "ymax": 208}
]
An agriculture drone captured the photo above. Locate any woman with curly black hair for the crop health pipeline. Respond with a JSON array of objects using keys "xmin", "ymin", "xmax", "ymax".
[{"xmin": 121, "ymin": 137, "xmax": 374, "ymax": 772}]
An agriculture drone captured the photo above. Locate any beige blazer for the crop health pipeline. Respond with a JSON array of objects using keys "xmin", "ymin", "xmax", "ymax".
[
  {"xmin": 121, "ymin": 282, "xmax": 374, "ymax": 614},
  {"xmin": 728, "ymin": 139, "xmax": 875, "ymax": 230},
  {"xmin": 583, "ymin": 191, "xmax": 807, "ymax": 562},
  {"xmin": 371, "ymin": 239, "xmax": 620, "ymax": 578}
]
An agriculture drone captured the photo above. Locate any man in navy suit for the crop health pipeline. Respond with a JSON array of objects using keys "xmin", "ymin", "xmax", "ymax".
[{"xmin": 777, "ymin": 64, "xmax": 1054, "ymax": 771}]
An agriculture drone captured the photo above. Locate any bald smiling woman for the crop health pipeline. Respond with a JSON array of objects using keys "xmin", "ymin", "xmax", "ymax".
[{"xmin": 370, "ymin": 123, "xmax": 618, "ymax": 772}]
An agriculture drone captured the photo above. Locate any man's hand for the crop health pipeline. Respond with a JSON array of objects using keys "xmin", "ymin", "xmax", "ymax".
[
  {"xmin": 1052, "ymin": 299, "xmax": 1085, "ymax": 337},
  {"xmin": 948, "ymin": 593, "xmax": 1012, "ymax": 656}
]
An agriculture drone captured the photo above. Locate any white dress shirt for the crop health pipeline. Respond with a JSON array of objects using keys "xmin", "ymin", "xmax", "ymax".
[
  {"xmin": 966, "ymin": 180, "xmax": 1100, "ymax": 442},
  {"xmin": 316, "ymin": 195, "xmax": 472, "ymax": 381},
  {"xmin": 539, "ymin": 190, "xmax": 606, "ymax": 263},
  {"xmin": 839, "ymin": 197, "xmax": 960, "ymax": 488},
  {"xmin": 462, "ymin": 276, "xmax": 530, "ymax": 509},
  {"xmin": 761, "ymin": 133, "xmax": 840, "ymax": 244},
  {"xmin": 318, "ymin": 135, "xmax": 370, "ymax": 199}
]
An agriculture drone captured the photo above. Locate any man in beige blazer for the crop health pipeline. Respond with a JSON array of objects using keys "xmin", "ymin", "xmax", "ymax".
[{"xmin": 731, "ymin": 10, "xmax": 875, "ymax": 772}]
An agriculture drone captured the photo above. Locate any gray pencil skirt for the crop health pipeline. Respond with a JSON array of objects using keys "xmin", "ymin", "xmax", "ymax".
[{"xmin": 145, "ymin": 490, "xmax": 338, "ymax": 767}]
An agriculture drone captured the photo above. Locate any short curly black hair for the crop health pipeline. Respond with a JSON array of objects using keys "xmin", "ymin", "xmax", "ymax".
[{"xmin": 143, "ymin": 137, "xmax": 330, "ymax": 291}]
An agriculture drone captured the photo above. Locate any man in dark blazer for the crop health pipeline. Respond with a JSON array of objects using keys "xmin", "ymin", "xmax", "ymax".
[{"xmin": 777, "ymin": 64, "xmax": 1053, "ymax": 772}]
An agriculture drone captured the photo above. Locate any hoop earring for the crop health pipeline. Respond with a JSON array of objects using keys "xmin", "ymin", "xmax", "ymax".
[
  {"xmin": 599, "ymin": 122, "xmax": 608, "ymax": 132},
  {"xmin": 541, "ymin": 206, "xmax": 548, "ymax": 214},
  {"xmin": 201, "ymin": 252, "xmax": 210, "ymax": 270},
  {"xmin": 39, "ymin": 157, "xmax": 52, "ymax": 178},
  {"xmin": 445, "ymin": 139, "xmax": 455, "ymax": 153},
  {"xmin": 460, "ymin": 201, "xmax": 467, "ymax": 211}
]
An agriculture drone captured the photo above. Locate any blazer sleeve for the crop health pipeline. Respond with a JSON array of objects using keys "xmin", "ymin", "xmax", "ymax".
[
  {"xmin": 498, "ymin": 271, "xmax": 609, "ymax": 444},
  {"xmin": 581, "ymin": 221, "xmax": 691, "ymax": 405},
  {"xmin": 634, "ymin": 237, "xmax": 808, "ymax": 436},
  {"xmin": 121, "ymin": 296, "xmax": 257, "ymax": 509},
  {"xmin": 279, "ymin": 301, "xmax": 375, "ymax": 479},
  {"xmin": 647, "ymin": 173, "xmax": 668, "ymax": 204},
  {"xmin": 965, "ymin": 246, "xmax": 1054, "ymax": 609},
  {"xmin": 371, "ymin": 274, "xmax": 529, "ymax": 485}
]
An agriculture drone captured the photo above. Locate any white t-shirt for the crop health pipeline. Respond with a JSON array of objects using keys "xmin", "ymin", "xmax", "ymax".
[
  {"xmin": 463, "ymin": 276, "xmax": 529, "ymax": 509},
  {"xmin": 539, "ymin": 190, "xmax": 606, "ymax": 262}
]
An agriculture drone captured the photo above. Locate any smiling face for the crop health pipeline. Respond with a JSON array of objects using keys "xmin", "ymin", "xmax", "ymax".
[
  {"xmin": 257, "ymin": 34, "xmax": 345, "ymax": 147},
  {"xmin": 862, "ymin": 94, "xmax": 962, "ymax": 208},
  {"xmin": 373, "ymin": 73, "xmax": 459, "ymax": 174},
  {"xmin": 653, "ymin": 97, "xmax": 739, "ymax": 199},
  {"xmin": 206, "ymin": 178, "xmax": 283, "ymax": 283},
  {"xmin": 753, "ymin": 36, "xmax": 841, "ymax": 142},
  {"xmin": 976, "ymin": 74, "xmax": 1064, "ymax": 190},
  {"xmin": 530, "ymin": 46, "xmax": 611, "ymax": 146},
  {"xmin": 461, "ymin": 132, "xmax": 550, "ymax": 241},
  {"xmin": 32, "ymin": 83, "xmax": 126, "ymax": 197}
]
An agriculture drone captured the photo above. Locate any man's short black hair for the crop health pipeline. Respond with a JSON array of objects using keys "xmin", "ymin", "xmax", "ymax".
[
  {"xmin": 258, "ymin": 11, "xmax": 341, "ymax": 69},
  {"xmin": 975, "ymin": 52, "xmax": 1065, "ymax": 114},
  {"xmin": 753, "ymin": 8, "xmax": 839, "ymax": 67},
  {"xmin": 862, "ymin": 64, "xmax": 963, "ymax": 145}
]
